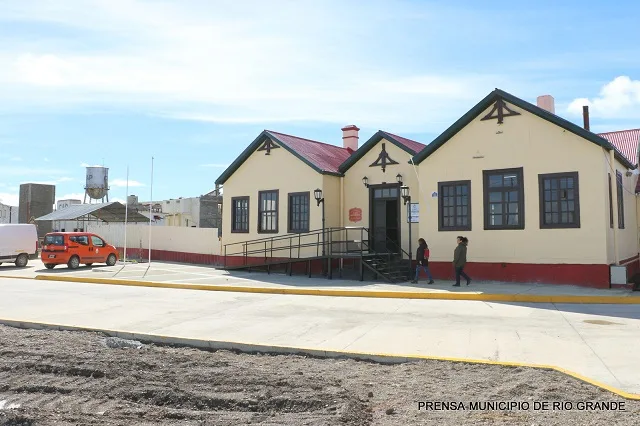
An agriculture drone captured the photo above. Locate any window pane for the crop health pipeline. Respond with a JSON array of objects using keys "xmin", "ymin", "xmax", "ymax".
[
  {"xmin": 489, "ymin": 175, "xmax": 502, "ymax": 187},
  {"xmin": 503, "ymin": 174, "xmax": 517, "ymax": 187},
  {"xmin": 507, "ymin": 214, "xmax": 519, "ymax": 225},
  {"xmin": 489, "ymin": 192, "xmax": 502, "ymax": 203},
  {"xmin": 491, "ymin": 214, "xmax": 502, "ymax": 226},
  {"xmin": 490, "ymin": 203, "xmax": 502, "ymax": 214},
  {"xmin": 508, "ymin": 203, "xmax": 518, "ymax": 214},
  {"xmin": 507, "ymin": 191, "xmax": 518, "ymax": 202},
  {"xmin": 389, "ymin": 188, "xmax": 398, "ymax": 197}
]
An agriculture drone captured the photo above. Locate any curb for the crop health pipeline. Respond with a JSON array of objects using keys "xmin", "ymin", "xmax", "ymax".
[
  {"xmin": 0, "ymin": 317, "xmax": 638, "ymax": 401},
  {"xmin": 0, "ymin": 275, "xmax": 35, "ymax": 280},
  {"xmin": 33, "ymin": 274, "xmax": 640, "ymax": 304}
]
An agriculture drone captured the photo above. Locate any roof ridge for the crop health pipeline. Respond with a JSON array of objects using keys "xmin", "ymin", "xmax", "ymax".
[
  {"xmin": 598, "ymin": 128, "xmax": 640, "ymax": 135},
  {"xmin": 266, "ymin": 130, "xmax": 348, "ymax": 151},
  {"xmin": 381, "ymin": 130, "xmax": 426, "ymax": 146}
]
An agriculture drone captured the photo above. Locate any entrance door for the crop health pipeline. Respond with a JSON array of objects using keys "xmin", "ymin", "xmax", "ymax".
[{"xmin": 370, "ymin": 185, "xmax": 400, "ymax": 253}]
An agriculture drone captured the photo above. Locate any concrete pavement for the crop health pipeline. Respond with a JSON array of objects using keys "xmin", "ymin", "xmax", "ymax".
[
  {"xmin": 1, "ymin": 260, "xmax": 638, "ymax": 303},
  {"xmin": 1, "ymin": 275, "xmax": 639, "ymax": 398}
]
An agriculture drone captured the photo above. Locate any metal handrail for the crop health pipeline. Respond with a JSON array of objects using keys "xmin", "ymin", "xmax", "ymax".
[{"xmin": 224, "ymin": 227, "xmax": 372, "ymax": 268}]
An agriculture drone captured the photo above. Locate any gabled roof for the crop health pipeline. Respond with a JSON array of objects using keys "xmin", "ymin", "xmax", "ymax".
[
  {"xmin": 598, "ymin": 128, "xmax": 640, "ymax": 167},
  {"xmin": 339, "ymin": 130, "xmax": 426, "ymax": 173},
  {"xmin": 215, "ymin": 130, "xmax": 351, "ymax": 185},
  {"xmin": 412, "ymin": 89, "xmax": 636, "ymax": 170},
  {"xmin": 35, "ymin": 202, "xmax": 149, "ymax": 222}
]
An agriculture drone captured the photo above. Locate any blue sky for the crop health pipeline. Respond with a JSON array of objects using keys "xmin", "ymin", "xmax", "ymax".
[{"xmin": 1, "ymin": 0, "xmax": 639, "ymax": 206}]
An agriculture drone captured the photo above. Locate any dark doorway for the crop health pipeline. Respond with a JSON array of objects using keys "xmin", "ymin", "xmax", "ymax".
[{"xmin": 370, "ymin": 185, "xmax": 400, "ymax": 253}]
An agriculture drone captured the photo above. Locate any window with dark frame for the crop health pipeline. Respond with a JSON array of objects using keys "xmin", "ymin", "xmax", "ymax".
[
  {"xmin": 608, "ymin": 173, "xmax": 613, "ymax": 228},
  {"xmin": 258, "ymin": 190, "xmax": 278, "ymax": 233},
  {"xmin": 288, "ymin": 192, "xmax": 310, "ymax": 233},
  {"xmin": 438, "ymin": 181, "xmax": 471, "ymax": 231},
  {"xmin": 538, "ymin": 172, "xmax": 580, "ymax": 229},
  {"xmin": 231, "ymin": 197, "xmax": 249, "ymax": 233},
  {"xmin": 483, "ymin": 167, "xmax": 524, "ymax": 230},
  {"xmin": 616, "ymin": 171, "xmax": 625, "ymax": 229}
]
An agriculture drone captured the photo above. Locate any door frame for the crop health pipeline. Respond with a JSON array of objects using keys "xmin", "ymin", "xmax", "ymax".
[{"xmin": 368, "ymin": 183, "xmax": 402, "ymax": 253}]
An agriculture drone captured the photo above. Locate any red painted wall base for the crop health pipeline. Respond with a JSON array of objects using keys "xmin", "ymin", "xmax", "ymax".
[
  {"xmin": 116, "ymin": 248, "xmax": 639, "ymax": 289},
  {"xmin": 415, "ymin": 261, "xmax": 610, "ymax": 288}
]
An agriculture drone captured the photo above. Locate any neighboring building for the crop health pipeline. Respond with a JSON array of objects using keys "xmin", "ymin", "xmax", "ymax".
[
  {"xmin": 19, "ymin": 183, "xmax": 55, "ymax": 238},
  {"xmin": 51, "ymin": 199, "xmax": 84, "ymax": 232},
  {"xmin": 127, "ymin": 189, "xmax": 222, "ymax": 229},
  {"xmin": 216, "ymin": 88, "xmax": 640, "ymax": 288},
  {"xmin": 0, "ymin": 202, "xmax": 18, "ymax": 224}
]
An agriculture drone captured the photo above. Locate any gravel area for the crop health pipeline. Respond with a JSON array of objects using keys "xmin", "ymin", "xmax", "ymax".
[{"xmin": 0, "ymin": 324, "xmax": 638, "ymax": 425}]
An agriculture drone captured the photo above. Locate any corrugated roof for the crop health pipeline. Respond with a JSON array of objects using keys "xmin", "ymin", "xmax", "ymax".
[
  {"xmin": 598, "ymin": 129, "xmax": 640, "ymax": 167},
  {"xmin": 35, "ymin": 202, "xmax": 149, "ymax": 222},
  {"xmin": 381, "ymin": 131, "xmax": 426, "ymax": 154},
  {"xmin": 266, "ymin": 131, "xmax": 352, "ymax": 174},
  {"xmin": 339, "ymin": 130, "xmax": 427, "ymax": 173}
]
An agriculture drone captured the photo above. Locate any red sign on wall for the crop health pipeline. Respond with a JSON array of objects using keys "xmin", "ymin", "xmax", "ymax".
[{"xmin": 349, "ymin": 207, "xmax": 362, "ymax": 223}]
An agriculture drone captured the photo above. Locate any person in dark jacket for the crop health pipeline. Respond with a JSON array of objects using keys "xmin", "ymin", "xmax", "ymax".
[
  {"xmin": 411, "ymin": 238, "xmax": 434, "ymax": 284},
  {"xmin": 452, "ymin": 236, "xmax": 471, "ymax": 287}
]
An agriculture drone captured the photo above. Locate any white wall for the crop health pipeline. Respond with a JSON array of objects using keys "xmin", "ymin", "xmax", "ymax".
[
  {"xmin": 0, "ymin": 203, "xmax": 18, "ymax": 224},
  {"xmin": 86, "ymin": 223, "xmax": 221, "ymax": 255}
]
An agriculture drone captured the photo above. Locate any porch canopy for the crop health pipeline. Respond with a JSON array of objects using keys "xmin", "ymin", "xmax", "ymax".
[{"xmin": 35, "ymin": 202, "xmax": 149, "ymax": 223}]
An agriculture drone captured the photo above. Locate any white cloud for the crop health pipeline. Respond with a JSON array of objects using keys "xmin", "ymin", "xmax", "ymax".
[
  {"xmin": 10, "ymin": 156, "xmax": 22, "ymax": 161},
  {"xmin": 568, "ymin": 76, "xmax": 640, "ymax": 119},
  {"xmin": 111, "ymin": 179, "xmax": 145, "ymax": 187},
  {"xmin": 199, "ymin": 163, "xmax": 229, "ymax": 168},
  {"xmin": 0, "ymin": 0, "xmax": 517, "ymax": 132},
  {"xmin": 0, "ymin": 193, "xmax": 19, "ymax": 206}
]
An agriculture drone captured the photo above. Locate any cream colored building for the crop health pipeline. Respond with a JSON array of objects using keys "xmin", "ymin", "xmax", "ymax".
[{"xmin": 217, "ymin": 89, "xmax": 639, "ymax": 288}]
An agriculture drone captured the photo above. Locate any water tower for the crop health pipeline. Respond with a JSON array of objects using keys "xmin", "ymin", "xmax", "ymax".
[{"xmin": 84, "ymin": 166, "xmax": 110, "ymax": 204}]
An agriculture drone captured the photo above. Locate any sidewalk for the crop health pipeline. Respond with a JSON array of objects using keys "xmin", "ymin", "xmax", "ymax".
[{"xmin": 1, "ymin": 259, "xmax": 639, "ymax": 304}]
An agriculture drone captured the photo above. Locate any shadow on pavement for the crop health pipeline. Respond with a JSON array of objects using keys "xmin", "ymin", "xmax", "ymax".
[{"xmin": 0, "ymin": 264, "xmax": 36, "ymax": 272}]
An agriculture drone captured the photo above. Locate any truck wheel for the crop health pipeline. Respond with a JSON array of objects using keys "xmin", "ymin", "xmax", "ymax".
[
  {"xmin": 106, "ymin": 254, "xmax": 117, "ymax": 266},
  {"xmin": 44, "ymin": 264, "xmax": 55, "ymax": 269},
  {"xmin": 15, "ymin": 254, "xmax": 28, "ymax": 267},
  {"xmin": 68, "ymin": 256, "xmax": 80, "ymax": 270}
]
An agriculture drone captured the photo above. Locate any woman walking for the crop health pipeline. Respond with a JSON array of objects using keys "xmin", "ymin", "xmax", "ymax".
[
  {"xmin": 453, "ymin": 236, "xmax": 471, "ymax": 287},
  {"xmin": 411, "ymin": 238, "xmax": 434, "ymax": 284}
]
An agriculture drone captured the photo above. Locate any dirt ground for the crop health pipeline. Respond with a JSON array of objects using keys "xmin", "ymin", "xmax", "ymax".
[{"xmin": 0, "ymin": 325, "xmax": 638, "ymax": 425}]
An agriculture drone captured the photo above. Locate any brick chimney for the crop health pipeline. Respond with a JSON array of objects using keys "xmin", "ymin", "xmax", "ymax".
[
  {"xmin": 536, "ymin": 95, "xmax": 555, "ymax": 114},
  {"xmin": 342, "ymin": 125, "xmax": 359, "ymax": 152}
]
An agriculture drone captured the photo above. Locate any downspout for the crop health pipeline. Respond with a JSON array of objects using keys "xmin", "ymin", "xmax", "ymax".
[
  {"xmin": 611, "ymin": 148, "xmax": 620, "ymax": 265},
  {"xmin": 339, "ymin": 175, "xmax": 344, "ymax": 271},
  {"xmin": 340, "ymin": 175, "xmax": 344, "ymax": 228}
]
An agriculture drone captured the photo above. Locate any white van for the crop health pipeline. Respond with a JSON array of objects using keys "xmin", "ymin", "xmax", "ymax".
[{"xmin": 0, "ymin": 224, "xmax": 39, "ymax": 267}]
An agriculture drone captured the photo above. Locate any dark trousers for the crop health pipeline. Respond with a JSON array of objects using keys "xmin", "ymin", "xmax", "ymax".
[
  {"xmin": 455, "ymin": 267, "xmax": 471, "ymax": 285},
  {"xmin": 415, "ymin": 261, "xmax": 433, "ymax": 280}
]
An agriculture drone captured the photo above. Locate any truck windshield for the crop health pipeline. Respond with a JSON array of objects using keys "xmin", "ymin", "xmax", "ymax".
[{"xmin": 44, "ymin": 235, "xmax": 65, "ymax": 246}]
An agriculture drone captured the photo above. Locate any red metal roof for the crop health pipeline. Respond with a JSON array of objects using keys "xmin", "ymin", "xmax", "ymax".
[
  {"xmin": 382, "ymin": 131, "xmax": 426, "ymax": 154},
  {"xmin": 266, "ymin": 131, "xmax": 352, "ymax": 174},
  {"xmin": 598, "ymin": 128, "xmax": 640, "ymax": 167}
]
